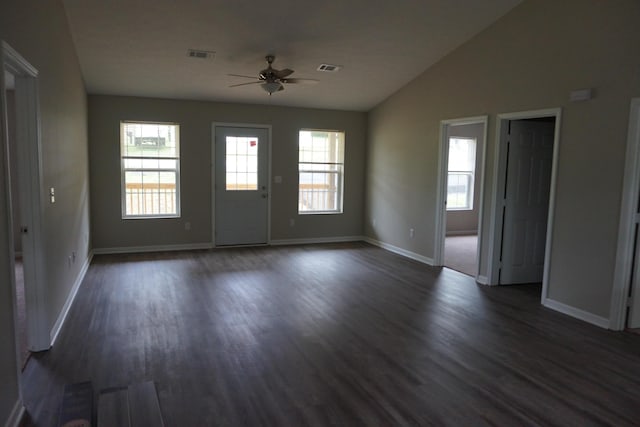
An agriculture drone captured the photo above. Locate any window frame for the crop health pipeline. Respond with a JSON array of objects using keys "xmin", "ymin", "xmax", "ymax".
[
  {"xmin": 446, "ymin": 137, "xmax": 476, "ymax": 212},
  {"xmin": 298, "ymin": 129, "xmax": 345, "ymax": 215},
  {"xmin": 120, "ymin": 120, "xmax": 181, "ymax": 219}
]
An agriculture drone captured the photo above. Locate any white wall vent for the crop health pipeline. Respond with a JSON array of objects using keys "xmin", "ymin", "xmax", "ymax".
[
  {"xmin": 317, "ymin": 63, "xmax": 341, "ymax": 72},
  {"xmin": 187, "ymin": 49, "xmax": 215, "ymax": 60}
]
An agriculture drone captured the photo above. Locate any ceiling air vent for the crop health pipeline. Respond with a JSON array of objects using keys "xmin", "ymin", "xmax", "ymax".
[
  {"xmin": 187, "ymin": 49, "xmax": 215, "ymax": 60},
  {"xmin": 317, "ymin": 63, "xmax": 341, "ymax": 72}
]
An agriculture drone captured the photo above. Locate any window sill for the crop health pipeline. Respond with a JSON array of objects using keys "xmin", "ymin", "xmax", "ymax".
[
  {"xmin": 298, "ymin": 211, "xmax": 343, "ymax": 215},
  {"xmin": 122, "ymin": 215, "xmax": 181, "ymax": 220}
]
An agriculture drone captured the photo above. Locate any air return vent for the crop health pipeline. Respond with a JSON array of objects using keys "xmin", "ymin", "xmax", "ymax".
[
  {"xmin": 317, "ymin": 63, "xmax": 341, "ymax": 72},
  {"xmin": 187, "ymin": 49, "xmax": 215, "ymax": 60}
]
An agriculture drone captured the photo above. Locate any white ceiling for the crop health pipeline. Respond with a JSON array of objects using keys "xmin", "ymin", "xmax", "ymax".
[{"xmin": 62, "ymin": 0, "xmax": 522, "ymax": 112}]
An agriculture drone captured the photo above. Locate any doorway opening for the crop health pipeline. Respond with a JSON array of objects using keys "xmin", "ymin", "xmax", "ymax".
[
  {"xmin": 488, "ymin": 109, "xmax": 561, "ymax": 303},
  {"xmin": 4, "ymin": 80, "xmax": 29, "ymax": 368},
  {"xmin": 435, "ymin": 116, "xmax": 488, "ymax": 280},
  {"xmin": 1, "ymin": 41, "xmax": 49, "ymax": 375}
]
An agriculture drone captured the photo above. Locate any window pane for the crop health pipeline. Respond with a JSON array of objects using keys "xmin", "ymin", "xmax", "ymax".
[
  {"xmin": 124, "ymin": 171, "xmax": 177, "ymax": 216},
  {"xmin": 225, "ymin": 136, "xmax": 258, "ymax": 191},
  {"xmin": 448, "ymin": 138, "xmax": 476, "ymax": 172},
  {"xmin": 298, "ymin": 170, "xmax": 341, "ymax": 212},
  {"xmin": 447, "ymin": 173, "xmax": 472, "ymax": 210},
  {"xmin": 121, "ymin": 122, "xmax": 179, "ymax": 158}
]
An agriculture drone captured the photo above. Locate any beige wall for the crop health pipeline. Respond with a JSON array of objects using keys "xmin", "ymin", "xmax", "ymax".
[
  {"xmin": 366, "ymin": 0, "xmax": 640, "ymax": 319},
  {"xmin": 1, "ymin": 0, "xmax": 90, "ymax": 422},
  {"xmin": 446, "ymin": 122, "xmax": 484, "ymax": 235},
  {"xmin": 89, "ymin": 95, "xmax": 366, "ymax": 249}
]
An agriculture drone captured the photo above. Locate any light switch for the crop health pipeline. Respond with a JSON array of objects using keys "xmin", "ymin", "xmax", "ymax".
[
  {"xmin": 50, "ymin": 187, "xmax": 55, "ymax": 204},
  {"xmin": 274, "ymin": 176, "xmax": 282, "ymax": 184}
]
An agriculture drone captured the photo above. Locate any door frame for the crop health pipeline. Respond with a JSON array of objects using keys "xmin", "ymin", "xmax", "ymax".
[
  {"xmin": 487, "ymin": 108, "xmax": 562, "ymax": 303},
  {"xmin": 434, "ymin": 115, "xmax": 488, "ymax": 282},
  {"xmin": 211, "ymin": 122, "xmax": 272, "ymax": 247},
  {"xmin": 610, "ymin": 98, "xmax": 640, "ymax": 331},
  {"xmin": 1, "ymin": 41, "xmax": 49, "ymax": 357}
]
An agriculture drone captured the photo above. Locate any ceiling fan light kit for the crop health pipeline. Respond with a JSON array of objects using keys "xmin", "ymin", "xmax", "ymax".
[
  {"xmin": 261, "ymin": 81, "xmax": 283, "ymax": 94},
  {"xmin": 229, "ymin": 55, "xmax": 319, "ymax": 95}
]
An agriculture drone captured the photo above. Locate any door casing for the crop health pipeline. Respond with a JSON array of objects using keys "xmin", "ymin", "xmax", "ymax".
[
  {"xmin": 610, "ymin": 98, "xmax": 640, "ymax": 330},
  {"xmin": 434, "ymin": 116, "xmax": 488, "ymax": 282},
  {"xmin": 487, "ymin": 108, "xmax": 562, "ymax": 304},
  {"xmin": 211, "ymin": 122, "xmax": 272, "ymax": 247},
  {"xmin": 1, "ymin": 41, "xmax": 49, "ymax": 355}
]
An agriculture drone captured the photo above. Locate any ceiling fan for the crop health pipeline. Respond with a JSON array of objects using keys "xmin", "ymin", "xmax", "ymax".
[{"xmin": 229, "ymin": 55, "xmax": 318, "ymax": 94}]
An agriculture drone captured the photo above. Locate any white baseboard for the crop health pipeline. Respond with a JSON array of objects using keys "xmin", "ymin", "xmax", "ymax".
[
  {"xmin": 270, "ymin": 236, "xmax": 364, "ymax": 246},
  {"xmin": 542, "ymin": 298, "xmax": 609, "ymax": 329},
  {"xmin": 476, "ymin": 275, "xmax": 490, "ymax": 285},
  {"xmin": 364, "ymin": 237, "xmax": 434, "ymax": 266},
  {"xmin": 50, "ymin": 251, "xmax": 93, "ymax": 347},
  {"xmin": 93, "ymin": 242, "xmax": 212, "ymax": 255},
  {"xmin": 4, "ymin": 399, "xmax": 25, "ymax": 427}
]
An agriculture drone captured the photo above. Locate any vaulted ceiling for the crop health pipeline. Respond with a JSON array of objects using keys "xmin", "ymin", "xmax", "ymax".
[{"xmin": 62, "ymin": 0, "xmax": 522, "ymax": 111}]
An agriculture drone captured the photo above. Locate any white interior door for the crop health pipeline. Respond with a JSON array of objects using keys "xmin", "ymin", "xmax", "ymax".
[
  {"xmin": 214, "ymin": 126, "xmax": 269, "ymax": 246},
  {"xmin": 500, "ymin": 120, "xmax": 554, "ymax": 284}
]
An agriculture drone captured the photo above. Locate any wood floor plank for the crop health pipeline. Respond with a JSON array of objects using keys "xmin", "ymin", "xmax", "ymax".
[
  {"xmin": 127, "ymin": 381, "xmax": 164, "ymax": 427},
  {"xmin": 20, "ymin": 242, "xmax": 640, "ymax": 426},
  {"xmin": 97, "ymin": 388, "xmax": 130, "ymax": 427}
]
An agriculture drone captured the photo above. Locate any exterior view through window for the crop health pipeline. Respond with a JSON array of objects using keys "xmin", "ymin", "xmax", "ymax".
[
  {"xmin": 225, "ymin": 136, "xmax": 258, "ymax": 191},
  {"xmin": 298, "ymin": 130, "xmax": 345, "ymax": 213},
  {"xmin": 121, "ymin": 121, "xmax": 180, "ymax": 218},
  {"xmin": 447, "ymin": 137, "xmax": 476, "ymax": 210}
]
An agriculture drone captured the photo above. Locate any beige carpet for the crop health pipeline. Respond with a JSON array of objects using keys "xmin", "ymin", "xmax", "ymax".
[{"xmin": 444, "ymin": 235, "xmax": 478, "ymax": 277}]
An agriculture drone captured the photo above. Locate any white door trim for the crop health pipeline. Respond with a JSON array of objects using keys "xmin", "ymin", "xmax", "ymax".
[
  {"xmin": 211, "ymin": 122, "xmax": 272, "ymax": 247},
  {"xmin": 434, "ymin": 115, "xmax": 488, "ymax": 282},
  {"xmin": 487, "ymin": 108, "xmax": 562, "ymax": 304},
  {"xmin": 610, "ymin": 98, "xmax": 640, "ymax": 330},
  {"xmin": 1, "ymin": 41, "xmax": 49, "ymax": 355}
]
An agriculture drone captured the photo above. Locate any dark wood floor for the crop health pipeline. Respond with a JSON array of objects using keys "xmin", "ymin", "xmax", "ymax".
[{"xmin": 21, "ymin": 242, "xmax": 640, "ymax": 426}]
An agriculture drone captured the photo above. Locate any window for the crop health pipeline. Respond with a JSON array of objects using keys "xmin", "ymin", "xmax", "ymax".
[
  {"xmin": 447, "ymin": 137, "xmax": 476, "ymax": 211},
  {"xmin": 298, "ymin": 130, "xmax": 345, "ymax": 214},
  {"xmin": 225, "ymin": 136, "xmax": 258, "ymax": 191},
  {"xmin": 121, "ymin": 121, "xmax": 180, "ymax": 218}
]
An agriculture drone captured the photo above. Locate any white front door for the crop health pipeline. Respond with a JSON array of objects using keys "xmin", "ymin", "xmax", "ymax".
[
  {"xmin": 214, "ymin": 126, "xmax": 269, "ymax": 246},
  {"xmin": 500, "ymin": 120, "xmax": 555, "ymax": 284}
]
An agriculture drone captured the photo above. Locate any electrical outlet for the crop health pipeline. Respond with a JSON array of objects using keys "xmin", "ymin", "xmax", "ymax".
[
  {"xmin": 185, "ymin": 221, "xmax": 191, "ymax": 231},
  {"xmin": 409, "ymin": 228, "xmax": 415, "ymax": 238},
  {"xmin": 289, "ymin": 218, "xmax": 295, "ymax": 227}
]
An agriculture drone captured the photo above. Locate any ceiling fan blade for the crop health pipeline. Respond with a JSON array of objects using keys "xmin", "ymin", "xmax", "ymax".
[
  {"xmin": 281, "ymin": 78, "xmax": 319, "ymax": 85},
  {"xmin": 274, "ymin": 68, "xmax": 294, "ymax": 79},
  {"xmin": 229, "ymin": 81, "xmax": 262, "ymax": 88},
  {"xmin": 228, "ymin": 74, "xmax": 259, "ymax": 80}
]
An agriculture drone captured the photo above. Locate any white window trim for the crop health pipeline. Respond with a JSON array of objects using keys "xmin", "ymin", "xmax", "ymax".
[
  {"xmin": 120, "ymin": 121, "xmax": 181, "ymax": 219},
  {"xmin": 446, "ymin": 137, "xmax": 476, "ymax": 212},
  {"xmin": 298, "ymin": 129, "xmax": 345, "ymax": 214}
]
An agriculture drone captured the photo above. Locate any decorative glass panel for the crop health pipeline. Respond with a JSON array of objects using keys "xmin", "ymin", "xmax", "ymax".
[{"xmin": 225, "ymin": 136, "xmax": 258, "ymax": 191}]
